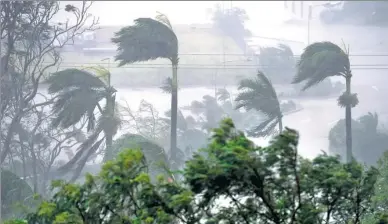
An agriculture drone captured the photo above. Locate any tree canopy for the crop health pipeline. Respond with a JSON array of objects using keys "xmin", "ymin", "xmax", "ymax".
[{"xmin": 24, "ymin": 119, "xmax": 381, "ymax": 224}]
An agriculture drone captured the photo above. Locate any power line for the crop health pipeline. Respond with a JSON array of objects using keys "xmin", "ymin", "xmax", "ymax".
[
  {"xmin": 41, "ymin": 62, "xmax": 388, "ymax": 67},
  {"xmin": 42, "ymin": 65, "xmax": 388, "ymax": 70},
  {"xmin": 58, "ymin": 50, "xmax": 388, "ymax": 57}
]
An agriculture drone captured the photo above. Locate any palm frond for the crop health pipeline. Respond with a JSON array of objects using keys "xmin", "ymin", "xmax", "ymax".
[
  {"xmin": 47, "ymin": 68, "xmax": 107, "ymax": 94},
  {"xmin": 112, "ymin": 16, "xmax": 178, "ymax": 66},
  {"xmin": 235, "ymin": 71, "xmax": 281, "ymax": 118},
  {"xmin": 82, "ymin": 66, "xmax": 111, "ymax": 84},
  {"xmin": 247, "ymin": 116, "xmax": 279, "ymax": 137},
  {"xmin": 55, "ymin": 130, "xmax": 102, "ymax": 176},
  {"xmin": 155, "ymin": 12, "xmax": 173, "ymax": 29},
  {"xmin": 216, "ymin": 88, "xmax": 231, "ymax": 102},
  {"xmin": 293, "ymin": 42, "xmax": 350, "ymax": 90},
  {"xmin": 70, "ymin": 137, "xmax": 105, "ymax": 182},
  {"xmin": 51, "ymin": 88, "xmax": 106, "ymax": 130}
]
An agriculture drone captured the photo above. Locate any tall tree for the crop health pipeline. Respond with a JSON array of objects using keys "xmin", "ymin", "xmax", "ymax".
[
  {"xmin": 235, "ymin": 70, "xmax": 283, "ymax": 137},
  {"xmin": 0, "ymin": 1, "xmax": 96, "ymax": 218},
  {"xmin": 112, "ymin": 13, "xmax": 180, "ymax": 162},
  {"xmin": 0, "ymin": 0, "xmax": 97, "ymax": 165},
  {"xmin": 293, "ymin": 41, "xmax": 358, "ymax": 162},
  {"xmin": 47, "ymin": 67, "xmax": 121, "ymax": 181}
]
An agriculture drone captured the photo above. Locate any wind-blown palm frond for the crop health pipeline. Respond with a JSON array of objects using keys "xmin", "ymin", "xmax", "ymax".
[
  {"xmin": 247, "ymin": 116, "xmax": 279, "ymax": 137},
  {"xmin": 112, "ymin": 15, "xmax": 178, "ymax": 66},
  {"xmin": 216, "ymin": 88, "xmax": 231, "ymax": 102},
  {"xmin": 70, "ymin": 137, "xmax": 105, "ymax": 182},
  {"xmin": 51, "ymin": 87, "xmax": 106, "ymax": 130},
  {"xmin": 49, "ymin": 67, "xmax": 121, "ymax": 180},
  {"xmin": 82, "ymin": 66, "xmax": 111, "ymax": 84},
  {"xmin": 235, "ymin": 70, "xmax": 282, "ymax": 137},
  {"xmin": 155, "ymin": 11, "xmax": 173, "ymax": 29},
  {"xmin": 48, "ymin": 68, "xmax": 112, "ymax": 131},
  {"xmin": 293, "ymin": 41, "xmax": 350, "ymax": 90},
  {"xmin": 55, "ymin": 130, "xmax": 102, "ymax": 176},
  {"xmin": 235, "ymin": 71, "xmax": 280, "ymax": 117},
  {"xmin": 47, "ymin": 68, "xmax": 106, "ymax": 94}
]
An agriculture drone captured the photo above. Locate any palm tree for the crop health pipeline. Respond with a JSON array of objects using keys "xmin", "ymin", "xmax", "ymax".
[
  {"xmin": 112, "ymin": 12, "xmax": 180, "ymax": 161},
  {"xmin": 235, "ymin": 70, "xmax": 283, "ymax": 137},
  {"xmin": 47, "ymin": 66, "xmax": 121, "ymax": 181},
  {"xmin": 293, "ymin": 41, "xmax": 358, "ymax": 162}
]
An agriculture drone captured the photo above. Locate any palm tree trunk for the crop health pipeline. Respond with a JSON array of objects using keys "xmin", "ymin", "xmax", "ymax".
[
  {"xmin": 278, "ymin": 116, "xmax": 283, "ymax": 133},
  {"xmin": 170, "ymin": 63, "xmax": 178, "ymax": 162},
  {"xmin": 104, "ymin": 134, "xmax": 113, "ymax": 161},
  {"xmin": 345, "ymin": 74, "xmax": 353, "ymax": 163},
  {"xmin": 103, "ymin": 93, "xmax": 115, "ymax": 162}
]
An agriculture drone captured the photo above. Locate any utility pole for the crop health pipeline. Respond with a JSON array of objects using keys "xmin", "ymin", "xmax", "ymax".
[
  {"xmin": 308, "ymin": 4, "xmax": 312, "ymax": 45},
  {"xmin": 0, "ymin": 2, "xmax": 3, "ymax": 221},
  {"xmin": 0, "ymin": 1, "xmax": 4, "ymax": 220}
]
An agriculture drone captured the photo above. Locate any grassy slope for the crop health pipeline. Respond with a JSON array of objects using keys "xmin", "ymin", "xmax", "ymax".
[{"xmin": 56, "ymin": 24, "xmax": 257, "ymax": 87}]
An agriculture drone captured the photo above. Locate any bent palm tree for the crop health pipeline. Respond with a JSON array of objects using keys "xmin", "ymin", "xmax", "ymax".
[
  {"xmin": 47, "ymin": 66, "xmax": 121, "ymax": 181},
  {"xmin": 293, "ymin": 41, "xmax": 358, "ymax": 162},
  {"xmin": 112, "ymin": 12, "xmax": 180, "ymax": 161},
  {"xmin": 235, "ymin": 70, "xmax": 283, "ymax": 137}
]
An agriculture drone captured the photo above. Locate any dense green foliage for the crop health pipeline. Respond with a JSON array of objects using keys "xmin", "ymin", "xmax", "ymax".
[
  {"xmin": 109, "ymin": 134, "xmax": 171, "ymax": 179},
  {"xmin": 22, "ymin": 119, "xmax": 383, "ymax": 223}
]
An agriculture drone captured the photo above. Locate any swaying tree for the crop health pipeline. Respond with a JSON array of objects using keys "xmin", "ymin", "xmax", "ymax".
[
  {"xmin": 47, "ymin": 66, "xmax": 121, "ymax": 181},
  {"xmin": 235, "ymin": 70, "xmax": 283, "ymax": 137},
  {"xmin": 293, "ymin": 41, "xmax": 358, "ymax": 162},
  {"xmin": 24, "ymin": 119, "xmax": 379, "ymax": 224},
  {"xmin": 112, "ymin": 12, "xmax": 180, "ymax": 164}
]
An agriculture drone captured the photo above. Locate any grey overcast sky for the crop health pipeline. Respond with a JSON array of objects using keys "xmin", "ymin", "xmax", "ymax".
[
  {"xmin": 56, "ymin": 1, "xmax": 333, "ymax": 45},
  {"xmin": 92, "ymin": 1, "xmax": 289, "ymax": 25},
  {"xmin": 60, "ymin": 1, "xmax": 295, "ymax": 27}
]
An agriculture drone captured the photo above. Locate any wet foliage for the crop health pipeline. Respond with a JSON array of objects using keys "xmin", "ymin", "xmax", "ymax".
[{"xmin": 22, "ymin": 119, "xmax": 382, "ymax": 224}]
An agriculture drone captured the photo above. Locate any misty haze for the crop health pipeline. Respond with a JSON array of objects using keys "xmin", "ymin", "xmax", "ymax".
[{"xmin": 2, "ymin": 1, "xmax": 388, "ymax": 223}]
